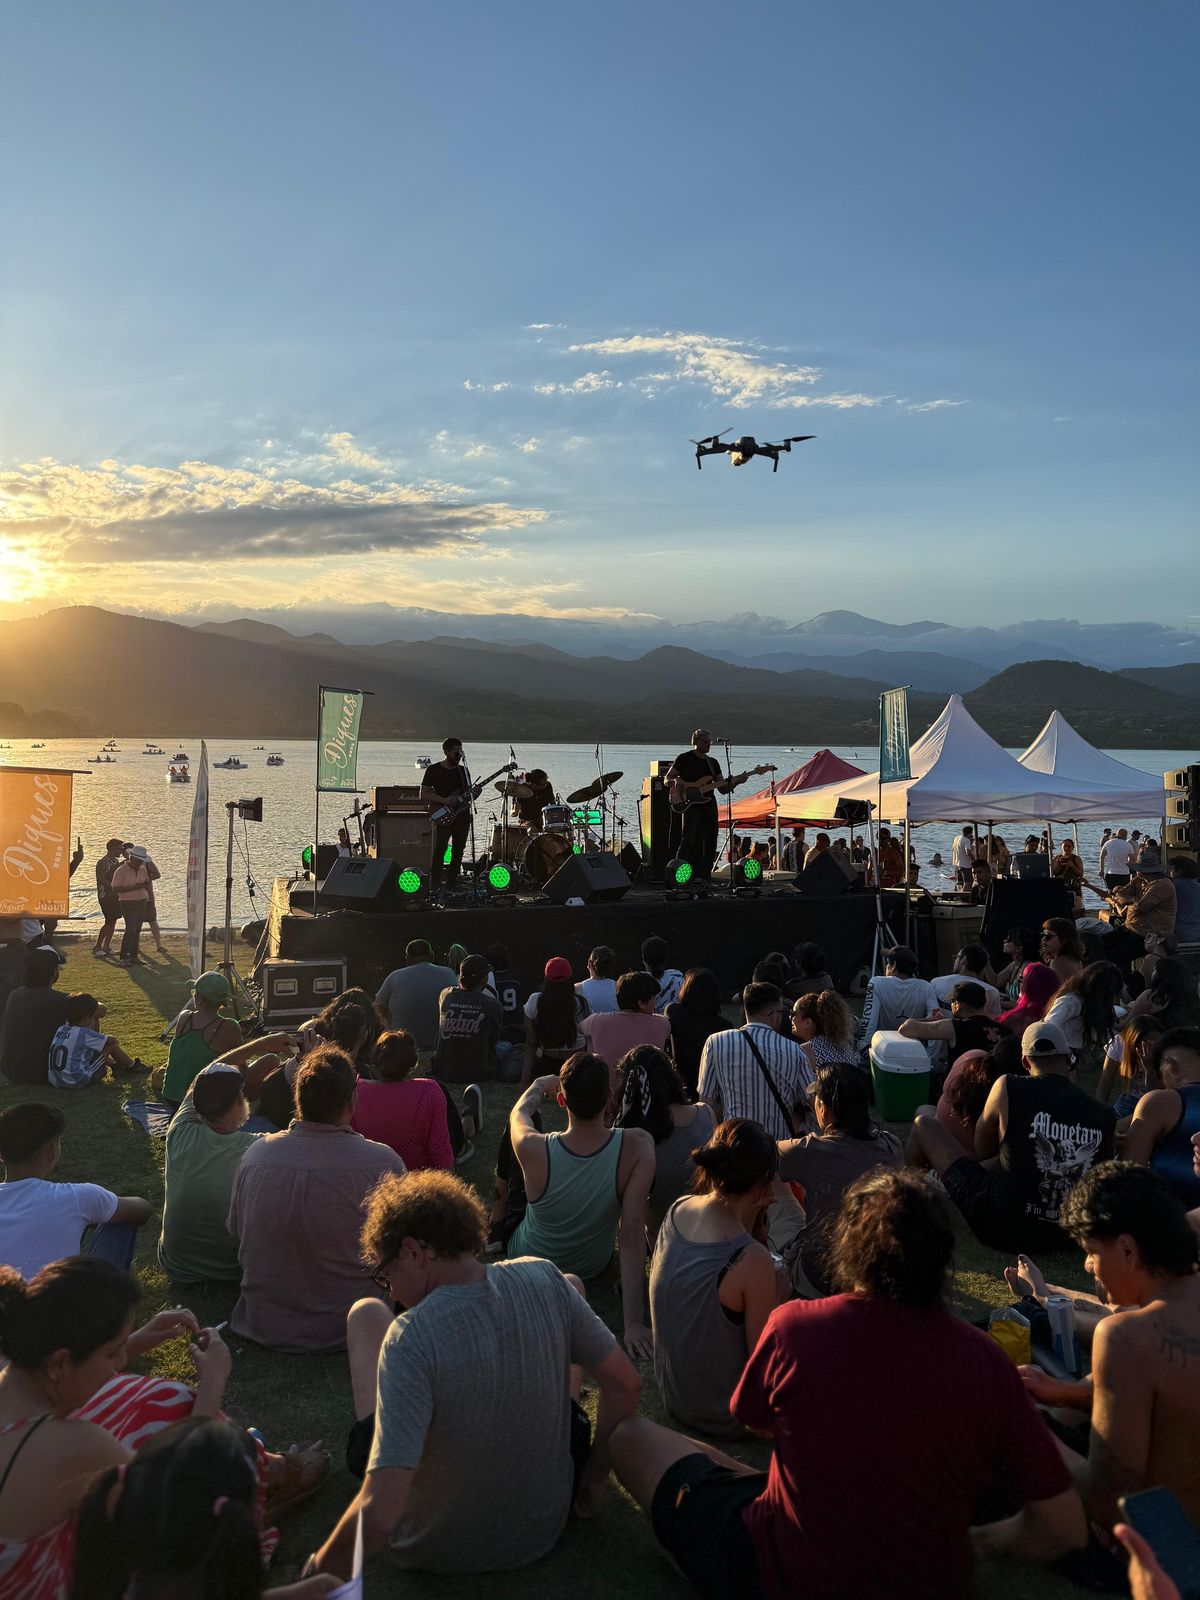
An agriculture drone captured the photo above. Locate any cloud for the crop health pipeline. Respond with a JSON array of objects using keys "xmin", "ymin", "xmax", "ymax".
[
  {"xmin": 534, "ymin": 371, "xmax": 621, "ymax": 396},
  {"xmin": 463, "ymin": 379, "xmax": 511, "ymax": 393},
  {"xmin": 325, "ymin": 431, "xmax": 391, "ymax": 472},
  {"xmin": 526, "ymin": 322, "xmax": 564, "ymax": 330},
  {"xmin": 0, "ymin": 453, "xmax": 546, "ymax": 566},
  {"xmin": 906, "ymin": 399, "xmax": 968, "ymax": 414},
  {"xmin": 564, "ymin": 331, "xmax": 828, "ymax": 409},
  {"xmin": 517, "ymin": 437, "xmax": 540, "ymax": 453}
]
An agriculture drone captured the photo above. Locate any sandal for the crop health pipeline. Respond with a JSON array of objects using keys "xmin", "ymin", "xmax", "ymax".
[{"xmin": 264, "ymin": 1441, "xmax": 330, "ymax": 1520}]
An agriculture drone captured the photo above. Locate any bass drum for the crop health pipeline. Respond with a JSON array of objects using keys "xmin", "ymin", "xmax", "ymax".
[
  {"xmin": 489, "ymin": 823, "xmax": 526, "ymax": 863},
  {"xmin": 520, "ymin": 830, "xmax": 573, "ymax": 884}
]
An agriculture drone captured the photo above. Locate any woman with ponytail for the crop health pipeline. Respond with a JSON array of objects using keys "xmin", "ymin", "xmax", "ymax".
[
  {"xmin": 71, "ymin": 1418, "xmax": 337, "ymax": 1599},
  {"xmin": 788, "ymin": 990, "xmax": 858, "ymax": 1075},
  {"xmin": 648, "ymin": 1118, "xmax": 779, "ymax": 1435}
]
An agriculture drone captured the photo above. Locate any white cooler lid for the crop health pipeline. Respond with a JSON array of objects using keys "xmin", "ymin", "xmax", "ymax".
[{"xmin": 869, "ymin": 1031, "xmax": 932, "ymax": 1073}]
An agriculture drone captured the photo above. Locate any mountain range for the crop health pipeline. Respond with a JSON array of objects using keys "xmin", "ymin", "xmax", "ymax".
[{"xmin": 0, "ymin": 606, "xmax": 1197, "ymax": 749}]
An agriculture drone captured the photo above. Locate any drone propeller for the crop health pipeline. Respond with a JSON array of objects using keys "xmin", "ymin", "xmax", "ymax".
[
  {"xmin": 783, "ymin": 435, "xmax": 815, "ymax": 443},
  {"xmin": 688, "ymin": 428, "xmax": 732, "ymax": 445}
]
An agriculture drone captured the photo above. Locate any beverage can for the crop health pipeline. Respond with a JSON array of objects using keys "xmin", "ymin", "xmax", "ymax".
[{"xmin": 1046, "ymin": 1293, "xmax": 1078, "ymax": 1375}]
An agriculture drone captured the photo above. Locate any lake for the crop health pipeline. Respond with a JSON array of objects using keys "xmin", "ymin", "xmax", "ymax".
[{"xmin": 0, "ymin": 736, "xmax": 1187, "ymax": 931}]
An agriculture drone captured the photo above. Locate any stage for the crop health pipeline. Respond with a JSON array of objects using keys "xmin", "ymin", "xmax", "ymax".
[{"xmin": 263, "ymin": 876, "xmax": 938, "ymax": 996}]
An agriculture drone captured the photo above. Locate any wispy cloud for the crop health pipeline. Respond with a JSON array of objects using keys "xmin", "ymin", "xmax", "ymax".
[
  {"xmin": 0, "ymin": 452, "xmax": 546, "ymax": 566},
  {"xmin": 534, "ymin": 371, "xmax": 621, "ymax": 396},
  {"xmin": 463, "ymin": 379, "xmax": 511, "ymax": 393},
  {"xmin": 325, "ymin": 431, "xmax": 391, "ymax": 472},
  {"xmin": 906, "ymin": 399, "xmax": 968, "ymax": 414},
  {"xmin": 517, "ymin": 437, "xmax": 540, "ymax": 453},
  {"xmin": 526, "ymin": 322, "xmax": 564, "ymax": 330}
]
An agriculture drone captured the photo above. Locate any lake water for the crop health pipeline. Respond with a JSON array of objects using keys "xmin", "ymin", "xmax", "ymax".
[{"xmin": 1, "ymin": 736, "xmax": 1187, "ymax": 930}]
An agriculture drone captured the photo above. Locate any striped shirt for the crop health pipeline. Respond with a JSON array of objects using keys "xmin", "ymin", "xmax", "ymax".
[{"xmin": 697, "ymin": 1024, "xmax": 813, "ymax": 1139}]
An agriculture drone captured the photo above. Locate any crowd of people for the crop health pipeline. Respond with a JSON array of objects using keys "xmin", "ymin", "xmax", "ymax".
[{"xmin": 2, "ymin": 878, "xmax": 1200, "ymax": 1595}]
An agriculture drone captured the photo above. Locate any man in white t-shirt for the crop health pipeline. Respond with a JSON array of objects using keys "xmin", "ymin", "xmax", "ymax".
[
  {"xmin": 576, "ymin": 946, "xmax": 619, "ymax": 1014},
  {"xmin": 951, "ymin": 826, "xmax": 978, "ymax": 889},
  {"xmin": 856, "ymin": 946, "xmax": 939, "ymax": 1053},
  {"xmin": 929, "ymin": 943, "xmax": 1003, "ymax": 1018},
  {"xmin": 641, "ymin": 935, "xmax": 683, "ymax": 1014},
  {"xmin": 1100, "ymin": 828, "xmax": 1134, "ymax": 889},
  {"xmin": 0, "ymin": 1103, "xmax": 152, "ymax": 1278}
]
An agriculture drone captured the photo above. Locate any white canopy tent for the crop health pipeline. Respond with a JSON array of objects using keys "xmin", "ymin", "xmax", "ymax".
[
  {"xmin": 1017, "ymin": 711, "xmax": 1164, "ymax": 821},
  {"xmin": 775, "ymin": 695, "xmax": 1123, "ymax": 825}
]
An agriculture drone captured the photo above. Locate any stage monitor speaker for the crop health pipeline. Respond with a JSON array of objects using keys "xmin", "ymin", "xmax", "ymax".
[
  {"xmin": 543, "ymin": 850, "xmax": 632, "ymax": 906},
  {"xmin": 370, "ymin": 811, "xmax": 432, "ymax": 861},
  {"xmin": 1012, "ymin": 851, "xmax": 1050, "ymax": 880},
  {"xmin": 320, "ymin": 854, "xmax": 403, "ymax": 911},
  {"xmin": 609, "ymin": 842, "xmax": 642, "ymax": 881},
  {"xmin": 793, "ymin": 849, "xmax": 853, "ymax": 898},
  {"xmin": 313, "ymin": 843, "xmax": 339, "ymax": 879},
  {"xmin": 977, "ymin": 878, "xmax": 1072, "ymax": 970}
]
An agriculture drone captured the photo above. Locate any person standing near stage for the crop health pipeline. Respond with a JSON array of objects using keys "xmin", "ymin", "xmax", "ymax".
[
  {"xmin": 664, "ymin": 730, "xmax": 736, "ymax": 884},
  {"xmin": 419, "ymin": 737, "xmax": 475, "ymax": 891}
]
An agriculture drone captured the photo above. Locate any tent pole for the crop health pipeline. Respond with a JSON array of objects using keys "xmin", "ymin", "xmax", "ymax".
[{"xmin": 903, "ymin": 810, "xmax": 912, "ymax": 948}]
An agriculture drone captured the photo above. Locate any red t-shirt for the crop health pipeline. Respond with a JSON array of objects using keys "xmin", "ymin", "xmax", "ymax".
[
  {"xmin": 350, "ymin": 1079, "xmax": 454, "ymax": 1172},
  {"xmin": 731, "ymin": 1294, "xmax": 1071, "ymax": 1600}
]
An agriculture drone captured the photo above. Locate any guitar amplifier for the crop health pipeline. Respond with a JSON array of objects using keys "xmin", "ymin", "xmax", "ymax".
[
  {"xmin": 372, "ymin": 785, "xmax": 424, "ymax": 813},
  {"xmin": 370, "ymin": 810, "xmax": 432, "ymax": 861},
  {"xmin": 257, "ymin": 957, "xmax": 346, "ymax": 1023}
]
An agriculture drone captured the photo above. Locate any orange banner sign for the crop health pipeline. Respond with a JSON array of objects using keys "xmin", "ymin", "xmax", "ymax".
[{"xmin": 0, "ymin": 769, "xmax": 75, "ymax": 917}]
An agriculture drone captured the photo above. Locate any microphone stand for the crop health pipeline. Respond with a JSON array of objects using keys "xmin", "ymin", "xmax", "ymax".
[
  {"xmin": 721, "ymin": 736, "xmax": 737, "ymax": 894},
  {"xmin": 461, "ymin": 756, "xmax": 480, "ymax": 904}
]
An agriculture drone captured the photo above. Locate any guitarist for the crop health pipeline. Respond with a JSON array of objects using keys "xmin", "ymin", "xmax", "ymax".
[
  {"xmin": 419, "ymin": 736, "xmax": 475, "ymax": 890},
  {"xmin": 665, "ymin": 728, "xmax": 742, "ymax": 884}
]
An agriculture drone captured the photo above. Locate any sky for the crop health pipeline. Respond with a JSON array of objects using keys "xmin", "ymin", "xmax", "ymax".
[{"xmin": 1, "ymin": 0, "xmax": 1197, "ymax": 638}]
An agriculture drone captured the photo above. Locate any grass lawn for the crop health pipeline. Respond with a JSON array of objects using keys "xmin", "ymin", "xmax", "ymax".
[{"xmin": 0, "ymin": 935, "xmax": 1097, "ymax": 1598}]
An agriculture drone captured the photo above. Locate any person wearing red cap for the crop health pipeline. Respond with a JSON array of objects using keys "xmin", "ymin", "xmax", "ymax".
[{"xmin": 521, "ymin": 957, "xmax": 590, "ymax": 1089}]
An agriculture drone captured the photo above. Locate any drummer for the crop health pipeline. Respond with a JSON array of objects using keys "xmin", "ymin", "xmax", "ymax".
[{"xmin": 516, "ymin": 769, "xmax": 556, "ymax": 830}]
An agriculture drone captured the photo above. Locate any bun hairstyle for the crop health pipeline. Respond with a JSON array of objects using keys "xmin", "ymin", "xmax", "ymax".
[
  {"xmin": 71, "ymin": 1418, "xmax": 262, "ymax": 1600},
  {"xmin": 0, "ymin": 1257, "xmax": 139, "ymax": 1369},
  {"xmin": 691, "ymin": 1118, "xmax": 779, "ymax": 1197}
]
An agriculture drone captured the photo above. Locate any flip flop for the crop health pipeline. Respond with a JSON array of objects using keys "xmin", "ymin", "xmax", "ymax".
[{"xmin": 264, "ymin": 1441, "xmax": 330, "ymax": 1520}]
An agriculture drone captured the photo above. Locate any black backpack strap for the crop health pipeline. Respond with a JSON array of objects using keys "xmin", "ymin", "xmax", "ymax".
[
  {"xmin": 739, "ymin": 1027, "xmax": 796, "ymax": 1135},
  {"xmin": 0, "ymin": 1415, "xmax": 51, "ymax": 1504}
]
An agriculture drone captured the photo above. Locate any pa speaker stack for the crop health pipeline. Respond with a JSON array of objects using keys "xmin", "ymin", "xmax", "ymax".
[
  {"xmin": 1165, "ymin": 766, "xmax": 1200, "ymax": 861},
  {"xmin": 320, "ymin": 855, "xmax": 404, "ymax": 912},
  {"xmin": 543, "ymin": 850, "xmax": 632, "ymax": 905}
]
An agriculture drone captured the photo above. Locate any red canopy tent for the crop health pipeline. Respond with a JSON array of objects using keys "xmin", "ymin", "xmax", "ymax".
[{"xmin": 728, "ymin": 748, "xmax": 866, "ymax": 829}]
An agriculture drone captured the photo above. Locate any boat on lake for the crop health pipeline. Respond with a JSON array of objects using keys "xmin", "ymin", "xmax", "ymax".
[
  {"xmin": 167, "ymin": 765, "xmax": 191, "ymax": 783},
  {"xmin": 214, "ymin": 756, "xmax": 247, "ymax": 770},
  {"xmin": 266, "ymin": 752, "xmax": 285, "ymax": 766}
]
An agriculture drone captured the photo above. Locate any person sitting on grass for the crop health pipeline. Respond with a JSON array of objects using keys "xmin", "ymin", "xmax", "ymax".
[
  {"xmin": 0, "ymin": 947, "xmax": 70, "ymax": 1087},
  {"xmin": 159, "ymin": 1063, "xmax": 265, "ymax": 1285},
  {"xmin": 226, "ymin": 1046, "xmax": 407, "ymax": 1353},
  {"xmin": 0, "ymin": 1258, "xmax": 328, "ymax": 1600},
  {"xmin": 505, "ymin": 1054, "xmax": 655, "ymax": 1357},
  {"xmin": 930, "ymin": 942, "xmax": 1002, "ymax": 1015},
  {"xmin": 304, "ymin": 1169, "xmax": 642, "ymax": 1582},
  {"xmin": 351, "ymin": 1030, "xmax": 454, "ymax": 1172},
  {"xmin": 581, "ymin": 971, "xmax": 671, "ymax": 1072},
  {"xmin": 375, "ymin": 940, "xmax": 457, "ymax": 1052},
  {"xmin": 160, "ymin": 971, "xmax": 243, "ymax": 1109},
  {"xmin": 930, "ymin": 1034, "xmax": 1024, "ymax": 1157},
  {"xmin": 1043, "ymin": 961, "xmax": 1125, "ymax": 1061},
  {"xmin": 71, "ymin": 1417, "xmax": 340, "ymax": 1599},
  {"xmin": 995, "ymin": 927, "xmax": 1042, "ymax": 1003},
  {"xmin": 611, "ymin": 1167, "xmax": 1085, "ymax": 1600},
  {"xmin": 0, "ymin": 1103, "xmax": 152, "ymax": 1278},
  {"xmin": 1099, "ymin": 1013, "xmax": 1167, "ymax": 1116},
  {"xmin": 47, "ymin": 991, "xmax": 146, "ymax": 1086},
  {"xmin": 521, "ymin": 957, "xmax": 590, "ymax": 1087},
  {"xmin": 649, "ymin": 1119, "xmax": 779, "ymax": 1437},
  {"xmin": 433, "ymin": 953, "xmax": 500, "ymax": 1084},
  {"xmin": 1018, "ymin": 1164, "xmax": 1200, "ymax": 1549},
  {"xmin": 642, "ymin": 934, "xmax": 684, "ymax": 1013},
  {"xmin": 1118, "ymin": 1027, "xmax": 1200, "ymax": 1209},
  {"xmin": 664, "ymin": 967, "xmax": 725, "ymax": 1096},
  {"xmin": 613, "ymin": 1045, "xmax": 716, "ymax": 1235},
  {"xmin": 788, "ymin": 989, "xmax": 859, "ymax": 1075},
  {"xmin": 576, "ymin": 944, "xmax": 619, "ymax": 1014},
  {"xmin": 907, "ymin": 1020, "xmax": 1116, "ymax": 1252},
  {"xmin": 854, "ymin": 944, "xmax": 938, "ymax": 1053},
  {"xmin": 996, "ymin": 959, "xmax": 1060, "ymax": 1036},
  {"xmin": 898, "ymin": 979, "xmax": 1005, "ymax": 1072}
]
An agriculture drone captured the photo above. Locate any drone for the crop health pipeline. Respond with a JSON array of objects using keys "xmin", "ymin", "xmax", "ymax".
[{"xmin": 690, "ymin": 429, "xmax": 815, "ymax": 472}]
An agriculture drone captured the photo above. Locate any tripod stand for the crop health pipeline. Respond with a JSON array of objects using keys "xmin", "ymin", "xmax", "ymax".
[{"xmin": 219, "ymin": 801, "xmax": 262, "ymax": 1024}]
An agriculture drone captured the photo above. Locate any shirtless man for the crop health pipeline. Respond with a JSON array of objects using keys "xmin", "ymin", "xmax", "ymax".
[{"xmin": 1021, "ymin": 1161, "xmax": 1200, "ymax": 1531}]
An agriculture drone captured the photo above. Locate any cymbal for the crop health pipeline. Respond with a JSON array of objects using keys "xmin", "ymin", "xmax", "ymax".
[
  {"xmin": 566, "ymin": 771, "xmax": 623, "ymax": 803},
  {"xmin": 495, "ymin": 779, "xmax": 533, "ymax": 799}
]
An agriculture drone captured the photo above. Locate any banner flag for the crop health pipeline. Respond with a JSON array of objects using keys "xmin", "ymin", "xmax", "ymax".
[
  {"xmin": 317, "ymin": 686, "xmax": 365, "ymax": 793},
  {"xmin": 879, "ymin": 687, "xmax": 912, "ymax": 784},
  {"xmin": 0, "ymin": 768, "xmax": 75, "ymax": 917},
  {"xmin": 186, "ymin": 741, "xmax": 210, "ymax": 979}
]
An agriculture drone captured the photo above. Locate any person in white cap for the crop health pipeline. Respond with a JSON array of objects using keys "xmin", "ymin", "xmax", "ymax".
[
  {"xmin": 110, "ymin": 844, "xmax": 161, "ymax": 967},
  {"xmin": 906, "ymin": 1019, "xmax": 1116, "ymax": 1252}
]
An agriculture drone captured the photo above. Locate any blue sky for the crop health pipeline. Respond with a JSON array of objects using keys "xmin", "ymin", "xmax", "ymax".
[{"xmin": 1, "ymin": 0, "xmax": 1196, "ymax": 632}]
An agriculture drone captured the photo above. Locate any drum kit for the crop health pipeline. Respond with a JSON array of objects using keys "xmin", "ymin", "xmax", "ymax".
[{"xmin": 487, "ymin": 771, "xmax": 625, "ymax": 885}]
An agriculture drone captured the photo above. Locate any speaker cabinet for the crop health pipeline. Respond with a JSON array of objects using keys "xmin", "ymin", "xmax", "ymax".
[
  {"xmin": 638, "ymin": 770, "xmax": 673, "ymax": 881},
  {"xmin": 312, "ymin": 843, "xmax": 339, "ymax": 878},
  {"xmin": 543, "ymin": 850, "xmax": 632, "ymax": 905},
  {"xmin": 320, "ymin": 855, "xmax": 403, "ymax": 911},
  {"xmin": 369, "ymin": 811, "xmax": 432, "ymax": 862},
  {"xmin": 609, "ymin": 842, "xmax": 643, "ymax": 880},
  {"xmin": 793, "ymin": 849, "xmax": 853, "ymax": 897}
]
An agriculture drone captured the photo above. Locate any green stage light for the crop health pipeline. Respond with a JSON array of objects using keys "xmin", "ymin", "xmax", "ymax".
[
  {"xmin": 743, "ymin": 857, "xmax": 763, "ymax": 882},
  {"xmin": 443, "ymin": 843, "xmax": 453, "ymax": 867},
  {"xmin": 301, "ymin": 844, "xmax": 314, "ymax": 872},
  {"xmin": 487, "ymin": 862, "xmax": 513, "ymax": 892},
  {"xmin": 397, "ymin": 867, "xmax": 425, "ymax": 896},
  {"xmin": 667, "ymin": 857, "xmax": 693, "ymax": 887},
  {"xmin": 570, "ymin": 807, "xmax": 604, "ymax": 827}
]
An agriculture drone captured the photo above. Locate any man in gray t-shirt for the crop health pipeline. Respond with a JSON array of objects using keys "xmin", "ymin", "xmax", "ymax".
[
  {"xmin": 308, "ymin": 1170, "xmax": 642, "ymax": 1582},
  {"xmin": 375, "ymin": 939, "xmax": 456, "ymax": 1051}
]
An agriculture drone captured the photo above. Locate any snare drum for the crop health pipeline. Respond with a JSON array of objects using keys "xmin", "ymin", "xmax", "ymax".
[
  {"xmin": 489, "ymin": 823, "xmax": 525, "ymax": 863},
  {"xmin": 519, "ymin": 831, "xmax": 573, "ymax": 884},
  {"xmin": 540, "ymin": 803, "xmax": 572, "ymax": 832}
]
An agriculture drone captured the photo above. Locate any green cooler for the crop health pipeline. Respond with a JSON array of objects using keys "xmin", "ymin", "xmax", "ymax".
[{"xmin": 869, "ymin": 1031, "xmax": 932, "ymax": 1120}]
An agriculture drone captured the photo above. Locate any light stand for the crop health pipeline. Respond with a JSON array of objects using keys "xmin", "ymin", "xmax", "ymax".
[
  {"xmin": 720, "ymin": 736, "xmax": 738, "ymax": 895},
  {"xmin": 460, "ymin": 756, "xmax": 485, "ymax": 905},
  {"xmin": 220, "ymin": 800, "xmax": 262, "ymax": 1025}
]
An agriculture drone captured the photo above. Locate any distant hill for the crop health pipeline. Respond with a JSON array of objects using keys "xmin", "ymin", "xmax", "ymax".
[
  {"xmin": 0, "ymin": 702, "xmax": 83, "ymax": 737},
  {"xmin": 722, "ymin": 647, "xmax": 991, "ymax": 694},
  {"xmin": 1119, "ymin": 664, "xmax": 1200, "ymax": 702},
  {"xmin": 964, "ymin": 660, "xmax": 1200, "ymax": 746}
]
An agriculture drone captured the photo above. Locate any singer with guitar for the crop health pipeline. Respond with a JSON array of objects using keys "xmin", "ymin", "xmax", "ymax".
[
  {"xmin": 419, "ymin": 739, "xmax": 517, "ymax": 892},
  {"xmin": 665, "ymin": 729, "xmax": 774, "ymax": 883}
]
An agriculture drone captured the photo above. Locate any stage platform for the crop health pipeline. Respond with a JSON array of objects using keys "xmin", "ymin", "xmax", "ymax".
[{"xmin": 264, "ymin": 877, "xmax": 938, "ymax": 996}]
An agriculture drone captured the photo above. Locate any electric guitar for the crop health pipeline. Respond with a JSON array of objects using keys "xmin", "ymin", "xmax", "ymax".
[
  {"xmin": 426, "ymin": 760, "xmax": 517, "ymax": 827},
  {"xmin": 668, "ymin": 763, "xmax": 776, "ymax": 814}
]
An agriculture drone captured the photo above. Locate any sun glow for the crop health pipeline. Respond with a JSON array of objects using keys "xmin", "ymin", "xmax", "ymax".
[{"xmin": 0, "ymin": 539, "xmax": 45, "ymax": 605}]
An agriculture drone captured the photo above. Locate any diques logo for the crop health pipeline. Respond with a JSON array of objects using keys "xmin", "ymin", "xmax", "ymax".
[
  {"xmin": 2, "ymin": 774, "xmax": 64, "ymax": 889},
  {"xmin": 323, "ymin": 694, "xmax": 360, "ymax": 770}
]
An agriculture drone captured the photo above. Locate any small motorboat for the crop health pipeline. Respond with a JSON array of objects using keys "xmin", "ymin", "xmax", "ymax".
[
  {"xmin": 167, "ymin": 765, "xmax": 191, "ymax": 784},
  {"xmin": 415, "ymin": 757, "xmax": 431, "ymax": 768},
  {"xmin": 171, "ymin": 751, "xmax": 190, "ymax": 762},
  {"xmin": 266, "ymin": 752, "xmax": 285, "ymax": 766},
  {"xmin": 214, "ymin": 757, "xmax": 247, "ymax": 770},
  {"xmin": 88, "ymin": 755, "xmax": 117, "ymax": 764},
  {"xmin": 31, "ymin": 742, "xmax": 44, "ymax": 748},
  {"xmin": 252, "ymin": 745, "xmax": 265, "ymax": 751},
  {"xmin": 143, "ymin": 743, "xmax": 165, "ymax": 755}
]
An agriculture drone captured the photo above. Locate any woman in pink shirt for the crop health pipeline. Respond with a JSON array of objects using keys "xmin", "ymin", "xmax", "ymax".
[
  {"xmin": 581, "ymin": 972, "xmax": 671, "ymax": 1097},
  {"xmin": 351, "ymin": 1032, "xmax": 453, "ymax": 1170}
]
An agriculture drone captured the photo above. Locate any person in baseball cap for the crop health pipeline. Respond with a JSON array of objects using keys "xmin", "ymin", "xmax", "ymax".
[
  {"xmin": 191, "ymin": 971, "xmax": 233, "ymax": 1004},
  {"xmin": 1021, "ymin": 1019, "xmax": 1075, "ymax": 1062}
]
